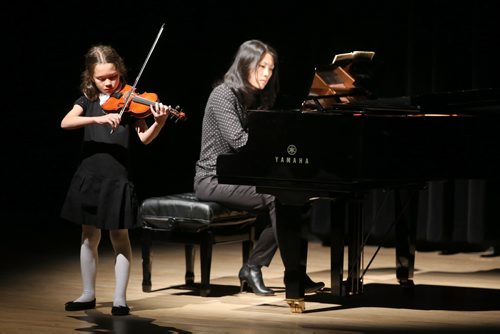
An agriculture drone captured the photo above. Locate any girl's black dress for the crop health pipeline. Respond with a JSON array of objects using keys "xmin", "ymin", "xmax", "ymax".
[{"xmin": 61, "ymin": 96, "xmax": 140, "ymax": 230}]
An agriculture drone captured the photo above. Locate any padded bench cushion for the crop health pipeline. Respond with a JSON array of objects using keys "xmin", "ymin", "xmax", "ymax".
[{"xmin": 139, "ymin": 193, "xmax": 255, "ymax": 232}]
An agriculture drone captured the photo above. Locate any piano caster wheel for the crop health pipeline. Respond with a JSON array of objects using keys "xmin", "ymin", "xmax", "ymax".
[
  {"xmin": 286, "ymin": 298, "xmax": 305, "ymax": 313},
  {"xmin": 343, "ymin": 278, "xmax": 363, "ymax": 296}
]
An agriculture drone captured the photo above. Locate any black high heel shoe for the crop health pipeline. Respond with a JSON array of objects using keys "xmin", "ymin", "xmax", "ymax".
[
  {"xmin": 282, "ymin": 274, "xmax": 325, "ymax": 294},
  {"xmin": 238, "ymin": 264, "xmax": 275, "ymax": 296},
  {"xmin": 304, "ymin": 274, "xmax": 325, "ymax": 293}
]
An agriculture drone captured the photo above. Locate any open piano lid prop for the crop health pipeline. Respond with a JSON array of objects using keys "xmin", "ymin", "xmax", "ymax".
[{"xmin": 303, "ymin": 50, "xmax": 376, "ymax": 110}]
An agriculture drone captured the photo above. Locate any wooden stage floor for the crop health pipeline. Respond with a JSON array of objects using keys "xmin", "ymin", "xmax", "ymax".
[{"xmin": 1, "ymin": 227, "xmax": 500, "ymax": 333}]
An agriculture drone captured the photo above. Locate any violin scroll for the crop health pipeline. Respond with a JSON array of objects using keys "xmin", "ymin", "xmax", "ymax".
[{"xmin": 168, "ymin": 105, "xmax": 187, "ymax": 122}]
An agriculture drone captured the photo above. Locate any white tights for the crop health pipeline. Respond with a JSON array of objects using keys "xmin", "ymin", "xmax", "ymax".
[{"xmin": 73, "ymin": 225, "xmax": 131, "ymax": 307}]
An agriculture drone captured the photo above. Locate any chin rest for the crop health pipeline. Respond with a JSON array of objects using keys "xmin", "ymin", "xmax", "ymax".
[{"xmin": 139, "ymin": 192, "xmax": 256, "ymax": 296}]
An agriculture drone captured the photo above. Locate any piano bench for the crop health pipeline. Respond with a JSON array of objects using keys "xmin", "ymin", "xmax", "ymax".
[{"xmin": 138, "ymin": 192, "xmax": 256, "ymax": 297}]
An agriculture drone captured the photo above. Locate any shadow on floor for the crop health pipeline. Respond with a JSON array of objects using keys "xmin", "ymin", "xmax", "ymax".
[
  {"xmin": 69, "ymin": 311, "xmax": 191, "ymax": 334},
  {"xmin": 305, "ymin": 279, "xmax": 500, "ymax": 313}
]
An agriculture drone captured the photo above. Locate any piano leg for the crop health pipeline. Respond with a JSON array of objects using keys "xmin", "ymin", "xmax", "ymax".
[
  {"xmin": 330, "ymin": 199, "xmax": 345, "ymax": 296},
  {"xmin": 394, "ymin": 188, "xmax": 418, "ymax": 288},
  {"xmin": 275, "ymin": 201, "xmax": 307, "ymax": 313},
  {"xmin": 346, "ymin": 198, "xmax": 364, "ymax": 295},
  {"xmin": 329, "ymin": 197, "xmax": 365, "ymax": 296}
]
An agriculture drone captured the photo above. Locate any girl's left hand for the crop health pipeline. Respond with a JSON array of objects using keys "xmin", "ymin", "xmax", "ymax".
[{"xmin": 150, "ymin": 102, "xmax": 170, "ymax": 125}]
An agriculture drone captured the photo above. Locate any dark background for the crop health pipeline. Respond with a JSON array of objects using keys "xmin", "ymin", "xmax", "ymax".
[{"xmin": 2, "ymin": 1, "xmax": 500, "ymax": 249}]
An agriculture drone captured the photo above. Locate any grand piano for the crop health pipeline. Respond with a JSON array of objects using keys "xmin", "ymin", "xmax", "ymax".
[{"xmin": 216, "ymin": 54, "xmax": 500, "ymax": 313}]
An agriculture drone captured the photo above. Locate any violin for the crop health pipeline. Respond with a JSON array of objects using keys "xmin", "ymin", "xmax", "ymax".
[{"xmin": 102, "ymin": 84, "xmax": 186, "ymax": 121}]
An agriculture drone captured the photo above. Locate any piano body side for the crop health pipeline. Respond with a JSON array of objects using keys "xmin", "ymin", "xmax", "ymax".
[{"xmin": 217, "ymin": 109, "xmax": 484, "ymax": 197}]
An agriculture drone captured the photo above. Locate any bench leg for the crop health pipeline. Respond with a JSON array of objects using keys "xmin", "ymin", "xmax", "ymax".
[
  {"xmin": 141, "ymin": 229, "xmax": 153, "ymax": 292},
  {"xmin": 185, "ymin": 244, "xmax": 195, "ymax": 285},
  {"xmin": 242, "ymin": 240, "xmax": 252, "ymax": 264},
  {"xmin": 242, "ymin": 226, "xmax": 255, "ymax": 264},
  {"xmin": 199, "ymin": 232, "xmax": 213, "ymax": 297}
]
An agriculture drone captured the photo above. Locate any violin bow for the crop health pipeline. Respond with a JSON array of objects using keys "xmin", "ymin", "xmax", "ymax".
[{"xmin": 111, "ymin": 23, "xmax": 165, "ymax": 133}]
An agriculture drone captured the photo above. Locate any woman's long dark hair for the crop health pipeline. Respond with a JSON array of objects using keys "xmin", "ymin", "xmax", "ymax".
[
  {"xmin": 223, "ymin": 40, "xmax": 279, "ymax": 110},
  {"xmin": 80, "ymin": 45, "xmax": 127, "ymax": 101}
]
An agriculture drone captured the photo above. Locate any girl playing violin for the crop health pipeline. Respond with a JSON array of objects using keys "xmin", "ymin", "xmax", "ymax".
[{"xmin": 60, "ymin": 45, "xmax": 170, "ymax": 316}]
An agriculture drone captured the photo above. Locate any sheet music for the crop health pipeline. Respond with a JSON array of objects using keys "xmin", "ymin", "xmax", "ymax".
[{"xmin": 332, "ymin": 51, "xmax": 375, "ymax": 64}]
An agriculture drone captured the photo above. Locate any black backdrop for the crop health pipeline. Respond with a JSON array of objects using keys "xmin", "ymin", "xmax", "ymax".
[{"xmin": 3, "ymin": 0, "xmax": 500, "ymax": 249}]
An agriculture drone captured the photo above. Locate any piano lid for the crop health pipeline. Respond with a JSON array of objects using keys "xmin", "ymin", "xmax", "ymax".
[
  {"xmin": 301, "ymin": 87, "xmax": 500, "ymax": 116},
  {"xmin": 292, "ymin": 50, "xmax": 500, "ymax": 115},
  {"xmin": 411, "ymin": 87, "xmax": 500, "ymax": 114}
]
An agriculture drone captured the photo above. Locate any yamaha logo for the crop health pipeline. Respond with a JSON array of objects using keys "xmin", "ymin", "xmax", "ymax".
[
  {"xmin": 275, "ymin": 144, "xmax": 310, "ymax": 164},
  {"xmin": 287, "ymin": 145, "xmax": 297, "ymax": 156}
]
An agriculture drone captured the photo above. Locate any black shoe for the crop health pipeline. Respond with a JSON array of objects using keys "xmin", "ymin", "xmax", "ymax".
[
  {"xmin": 238, "ymin": 264, "xmax": 275, "ymax": 296},
  {"xmin": 65, "ymin": 299, "xmax": 96, "ymax": 311},
  {"xmin": 304, "ymin": 274, "xmax": 325, "ymax": 294},
  {"xmin": 111, "ymin": 305, "xmax": 130, "ymax": 316}
]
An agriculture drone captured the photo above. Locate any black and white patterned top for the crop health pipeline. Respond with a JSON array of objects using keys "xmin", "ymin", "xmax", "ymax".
[{"xmin": 194, "ymin": 83, "xmax": 248, "ymax": 184}]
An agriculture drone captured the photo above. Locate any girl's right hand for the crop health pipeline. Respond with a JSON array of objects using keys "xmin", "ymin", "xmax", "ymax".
[{"xmin": 97, "ymin": 113, "xmax": 122, "ymax": 129}]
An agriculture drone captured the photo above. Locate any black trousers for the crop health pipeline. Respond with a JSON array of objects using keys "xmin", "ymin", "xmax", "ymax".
[{"xmin": 194, "ymin": 176, "xmax": 278, "ymax": 267}]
